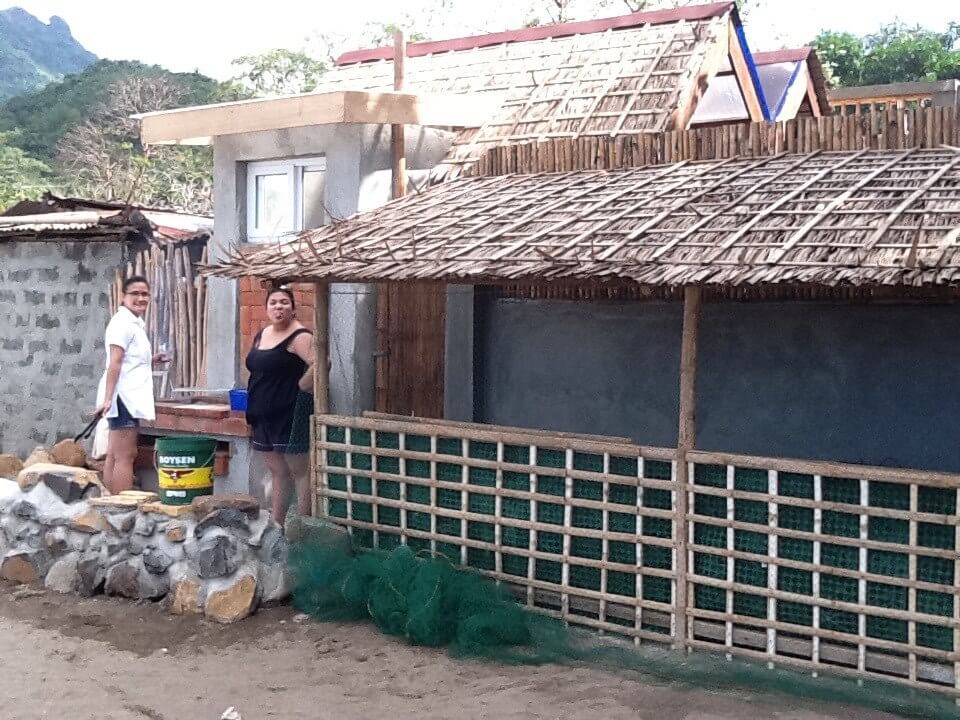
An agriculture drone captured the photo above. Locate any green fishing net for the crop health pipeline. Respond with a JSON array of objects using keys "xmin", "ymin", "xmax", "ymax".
[{"xmin": 287, "ymin": 529, "xmax": 960, "ymax": 719}]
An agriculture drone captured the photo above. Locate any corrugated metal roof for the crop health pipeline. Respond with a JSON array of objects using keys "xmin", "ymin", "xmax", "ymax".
[
  {"xmin": 335, "ymin": 2, "xmax": 735, "ymax": 64},
  {"xmin": 0, "ymin": 194, "xmax": 211, "ymax": 244},
  {"xmin": 0, "ymin": 212, "xmax": 106, "ymax": 234}
]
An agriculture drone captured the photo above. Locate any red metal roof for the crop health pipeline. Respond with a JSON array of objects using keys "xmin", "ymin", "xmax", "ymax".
[{"xmin": 336, "ymin": 1, "xmax": 735, "ymax": 65}]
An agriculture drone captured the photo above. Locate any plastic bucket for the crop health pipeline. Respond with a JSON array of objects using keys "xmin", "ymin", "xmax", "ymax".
[
  {"xmin": 229, "ymin": 388, "xmax": 248, "ymax": 412},
  {"xmin": 155, "ymin": 436, "xmax": 216, "ymax": 505}
]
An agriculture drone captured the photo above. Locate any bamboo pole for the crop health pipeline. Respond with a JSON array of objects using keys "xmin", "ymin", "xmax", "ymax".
[
  {"xmin": 180, "ymin": 247, "xmax": 196, "ymax": 385},
  {"xmin": 674, "ymin": 284, "xmax": 701, "ymax": 650},
  {"xmin": 199, "ymin": 245, "xmax": 208, "ymax": 384},
  {"xmin": 181, "ymin": 278, "xmax": 191, "ymax": 389}
]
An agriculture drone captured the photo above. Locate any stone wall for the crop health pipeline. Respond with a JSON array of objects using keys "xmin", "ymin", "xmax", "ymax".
[
  {"xmin": 0, "ymin": 464, "xmax": 289, "ymax": 622},
  {"xmin": 0, "ymin": 240, "xmax": 122, "ymax": 456}
]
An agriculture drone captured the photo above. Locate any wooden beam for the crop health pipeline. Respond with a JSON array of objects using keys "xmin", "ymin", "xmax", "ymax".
[
  {"xmin": 725, "ymin": 19, "xmax": 766, "ymax": 123},
  {"xmin": 670, "ymin": 21, "xmax": 729, "ymax": 131},
  {"xmin": 373, "ymin": 32, "xmax": 410, "ymax": 415},
  {"xmin": 674, "ymin": 284, "xmax": 701, "ymax": 650},
  {"xmin": 806, "ymin": 72, "xmax": 823, "ymax": 118},
  {"xmin": 137, "ymin": 90, "xmax": 498, "ymax": 145},
  {"xmin": 392, "ymin": 31, "xmax": 407, "ymax": 200},
  {"xmin": 312, "ymin": 282, "xmax": 330, "ymax": 517},
  {"xmin": 313, "ymin": 283, "xmax": 330, "ymax": 413}
]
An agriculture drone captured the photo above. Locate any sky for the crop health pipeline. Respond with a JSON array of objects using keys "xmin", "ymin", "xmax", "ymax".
[{"xmin": 10, "ymin": 0, "xmax": 959, "ymax": 81}]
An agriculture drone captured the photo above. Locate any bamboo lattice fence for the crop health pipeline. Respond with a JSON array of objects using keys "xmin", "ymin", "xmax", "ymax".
[
  {"xmin": 469, "ymin": 107, "xmax": 960, "ymax": 176},
  {"xmin": 108, "ymin": 244, "xmax": 209, "ymax": 394},
  {"xmin": 314, "ymin": 414, "xmax": 960, "ymax": 697}
]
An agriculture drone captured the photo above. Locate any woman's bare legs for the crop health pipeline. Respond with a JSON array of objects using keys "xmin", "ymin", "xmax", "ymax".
[
  {"xmin": 285, "ymin": 453, "xmax": 311, "ymax": 517},
  {"xmin": 104, "ymin": 428, "xmax": 138, "ymax": 493},
  {"xmin": 263, "ymin": 450, "xmax": 293, "ymax": 523}
]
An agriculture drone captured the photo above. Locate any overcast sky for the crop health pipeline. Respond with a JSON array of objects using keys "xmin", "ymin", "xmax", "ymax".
[{"xmin": 11, "ymin": 0, "xmax": 958, "ymax": 80}]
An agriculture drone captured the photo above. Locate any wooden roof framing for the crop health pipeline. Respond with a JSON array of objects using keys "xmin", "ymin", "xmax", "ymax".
[
  {"xmin": 134, "ymin": 90, "xmax": 499, "ymax": 146},
  {"xmin": 206, "ymin": 148, "xmax": 960, "ymax": 290},
  {"xmin": 691, "ymin": 48, "xmax": 830, "ymax": 125},
  {"xmin": 317, "ymin": 2, "xmax": 767, "ymax": 178}
]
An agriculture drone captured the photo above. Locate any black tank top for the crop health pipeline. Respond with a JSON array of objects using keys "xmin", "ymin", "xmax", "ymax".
[{"xmin": 245, "ymin": 327, "xmax": 312, "ymax": 423}]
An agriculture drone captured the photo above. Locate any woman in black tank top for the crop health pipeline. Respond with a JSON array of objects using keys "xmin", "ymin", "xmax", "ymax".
[{"xmin": 245, "ymin": 288, "xmax": 315, "ymax": 523}]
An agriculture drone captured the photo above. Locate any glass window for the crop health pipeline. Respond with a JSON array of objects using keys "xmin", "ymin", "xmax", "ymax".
[
  {"xmin": 247, "ymin": 157, "xmax": 326, "ymax": 243},
  {"xmin": 254, "ymin": 172, "xmax": 290, "ymax": 236},
  {"xmin": 301, "ymin": 168, "xmax": 326, "ymax": 230}
]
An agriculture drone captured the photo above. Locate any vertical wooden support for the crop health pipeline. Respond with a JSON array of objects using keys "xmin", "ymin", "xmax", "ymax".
[
  {"xmin": 674, "ymin": 284, "xmax": 701, "ymax": 649},
  {"xmin": 376, "ymin": 31, "xmax": 407, "ymax": 411},
  {"xmin": 392, "ymin": 30, "xmax": 407, "ymax": 199},
  {"xmin": 311, "ymin": 282, "xmax": 330, "ymax": 517}
]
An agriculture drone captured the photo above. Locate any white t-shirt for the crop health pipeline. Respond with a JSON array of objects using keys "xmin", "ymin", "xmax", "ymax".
[{"xmin": 97, "ymin": 306, "xmax": 156, "ymax": 421}]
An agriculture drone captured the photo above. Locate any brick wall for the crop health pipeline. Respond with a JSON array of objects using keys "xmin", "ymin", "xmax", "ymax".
[
  {"xmin": 238, "ymin": 277, "xmax": 315, "ymax": 383},
  {"xmin": 0, "ymin": 240, "xmax": 123, "ymax": 456}
]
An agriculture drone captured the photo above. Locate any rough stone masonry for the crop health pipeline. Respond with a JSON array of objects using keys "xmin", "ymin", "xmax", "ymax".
[
  {"xmin": 0, "ymin": 240, "xmax": 121, "ymax": 456},
  {"xmin": 0, "ymin": 463, "xmax": 289, "ymax": 623}
]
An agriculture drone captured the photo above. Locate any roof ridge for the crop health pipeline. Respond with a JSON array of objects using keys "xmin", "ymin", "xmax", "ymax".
[{"xmin": 335, "ymin": 2, "xmax": 735, "ymax": 66}]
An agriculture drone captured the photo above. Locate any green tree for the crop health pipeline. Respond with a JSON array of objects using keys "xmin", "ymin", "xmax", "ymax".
[
  {"xmin": 814, "ymin": 31, "xmax": 864, "ymax": 87},
  {"xmin": 0, "ymin": 130, "xmax": 56, "ymax": 210},
  {"xmin": 816, "ymin": 23, "xmax": 960, "ymax": 87},
  {"xmin": 0, "ymin": 59, "xmax": 220, "ymax": 159},
  {"xmin": 56, "ymin": 76, "xmax": 213, "ymax": 212},
  {"xmin": 230, "ymin": 49, "xmax": 328, "ymax": 97}
]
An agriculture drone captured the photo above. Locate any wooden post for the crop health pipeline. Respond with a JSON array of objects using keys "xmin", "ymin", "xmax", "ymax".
[
  {"xmin": 376, "ymin": 31, "xmax": 407, "ymax": 411},
  {"xmin": 311, "ymin": 282, "xmax": 330, "ymax": 517},
  {"xmin": 674, "ymin": 284, "xmax": 701, "ymax": 650},
  {"xmin": 391, "ymin": 30, "xmax": 407, "ymax": 199}
]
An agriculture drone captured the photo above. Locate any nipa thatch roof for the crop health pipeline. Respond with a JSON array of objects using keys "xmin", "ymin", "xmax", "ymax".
[
  {"xmin": 206, "ymin": 149, "xmax": 960, "ymax": 289},
  {"xmin": 317, "ymin": 2, "xmax": 740, "ymax": 178}
]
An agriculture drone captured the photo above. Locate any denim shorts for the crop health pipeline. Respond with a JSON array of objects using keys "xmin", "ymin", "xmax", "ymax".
[{"xmin": 108, "ymin": 397, "xmax": 140, "ymax": 430}]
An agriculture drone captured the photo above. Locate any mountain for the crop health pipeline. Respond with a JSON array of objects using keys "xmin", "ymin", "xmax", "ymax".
[
  {"xmin": 0, "ymin": 7, "xmax": 96, "ymax": 100},
  {"xmin": 0, "ymin": 59, "xmax": 222, "ymax": 159}
]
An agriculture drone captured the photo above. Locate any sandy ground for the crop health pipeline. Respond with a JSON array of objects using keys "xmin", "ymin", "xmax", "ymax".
[{"xmin": 0, "ymin": 584, "xmax": 900, "ymax": 720}]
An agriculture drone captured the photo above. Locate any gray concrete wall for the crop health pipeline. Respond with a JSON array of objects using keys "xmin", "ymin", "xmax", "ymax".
[
  {"xmin": 213, "ymin": 125, "xmax": 367, "ymax": 392},
  {"xmin": 211, "ymin": 123, "xmax": 455, "ymax": 417},
  {"xmin": 474, "ymin": 296, "xmax": 960, "ymax": 473},
  {"xmin": 0, "ymin": 240, "xmax": 121, "ymax": 456}
]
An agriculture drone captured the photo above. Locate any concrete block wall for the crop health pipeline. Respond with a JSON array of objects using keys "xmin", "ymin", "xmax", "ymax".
[{"xmin": 0, "ymin": 240, "xmax": 122, "ymax": 456}]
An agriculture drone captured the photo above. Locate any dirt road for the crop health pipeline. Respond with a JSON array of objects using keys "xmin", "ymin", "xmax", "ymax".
[{"xmin": 0, "ymin": 585, "xmax": 897, "ymax": 720}]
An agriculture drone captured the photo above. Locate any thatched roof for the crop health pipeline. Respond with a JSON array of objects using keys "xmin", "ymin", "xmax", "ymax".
[
  {"xmin": 206, "ymin": 149, "xmax": 960, "ymax": 289},
  {"xmin": 317, "ymin": 2, "xmax": 756, "ymax": 178}
]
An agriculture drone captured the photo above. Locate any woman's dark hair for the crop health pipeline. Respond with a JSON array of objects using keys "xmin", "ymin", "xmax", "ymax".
[
  {"xmin": 266, "ymin": 287, "xmax": 295, "ymax": 309},
  {"xmin": 123, "ymin": 275, "xmax": 150, "ymax": 292}
]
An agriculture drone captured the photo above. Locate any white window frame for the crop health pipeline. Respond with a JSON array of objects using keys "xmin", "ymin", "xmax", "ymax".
[{"xmin": 246, "ymin": 156, "xmax": 327, "ymax": 243}]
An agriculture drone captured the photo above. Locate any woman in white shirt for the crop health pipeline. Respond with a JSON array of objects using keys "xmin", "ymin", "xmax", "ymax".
[{"xmin": 97, "ymin": 275, "xmax": 166, "ymax": 493}]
